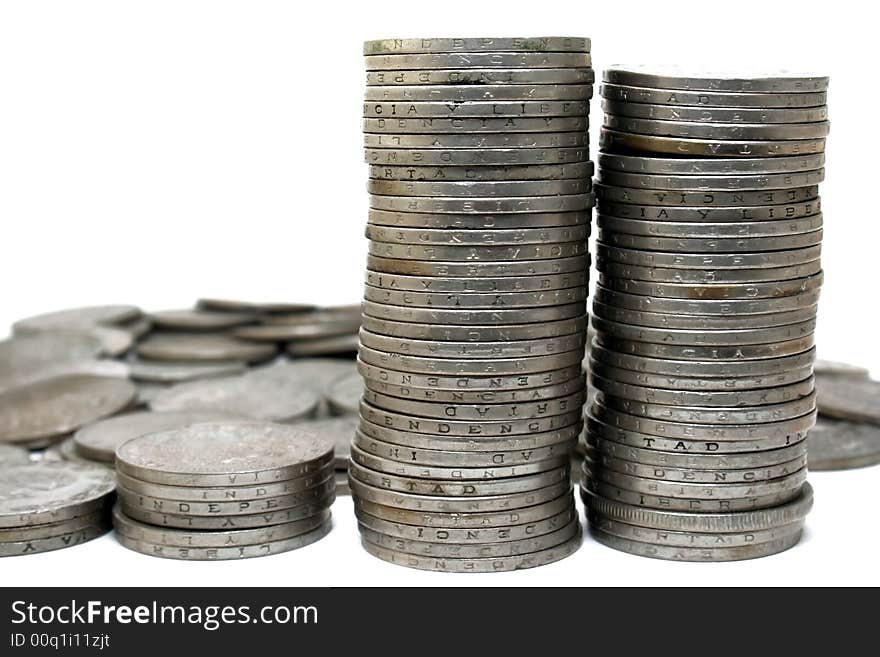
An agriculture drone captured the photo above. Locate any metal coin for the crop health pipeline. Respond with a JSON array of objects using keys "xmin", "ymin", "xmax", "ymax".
[
  {"xmin": 115, "ymin": 421, "xmax": 334, "ymax": 486},
  {"xmin": 149, "ymin": 309, "xmax": 255, "ymax": 331},
  {"xmin": 807, "ymin": 417, "xmax": 880, "ymax": 471},
  {"xmin": 597, "ymin": 214, "xmax": 823, "ymax": 239},
  {"xmin": 369, "ymin": 194, "xmax": 592, "ymax": 214},
  {"xmin": 326, "ymin": 371, "xmax": 362, "ymax": 416},
  {"xmin": 0, "ymin": 461, "xmax": 115, "ymax": 528},
  {"xmin": 591, "ymin": 316, "xmax": 816, "ymax": 346},
  {"xmin": 604, "ymin": 115, "xmax": 830, "ymax": 140},
  {"xmin": 598, "ymin": 152, "xmax": 825, "ymax": 175},
  {"xmin": 236, "ymin": 322, "xmax": 358, "ymax": 342},
  {"xmin": 294, "ymin": 416, "xmax": 358, "ymax": 467},
  {"xmin": 595, "ymin": 183, "xmax": 818, "ymax": 207},
  {"xmin": 366, "ymin": 68, "xmax": 594, "ymax": 86},
  {"xmin": 601, "ymin": 99, "xmax": 828, "ymax": 124},
  {"xmin": 360, "ymin": 314, "xmax": 587, "ymax": 341},
  {"xmin": 365, "ymin": 132, "xmax": 588, "ymax": 149},
  {"xmin": 592, "ymin": 300, "xmax": 817, "ymax": 331},
  {"xmin": 581, "ymin": 482, "xmax": 813, "ymax": 532},
  {"xmin": 596, "ymin": 243, "xmax": 821, "ymax": 269},
  {"xmin": 246, "ymin": 359, "xmax": 358, "ymax": 396},
  {"xmin": 597, "ymin": 271, "xmax": 822, "ymax": 300},
  {"xmin": 365, "ymin": 100, "xmax": 590, "ymax": 118},
  {"xmin": 115, "ymin": 517, "xmax": 332, "ymax": 560},
  {"xmin": 364, "ymin": 285, "xmax": 587, "ymax": 309},
  {"xmin": 148, "ymin": 375, "xmax": 319, "ymax": 423},
  {"xmin": 57, "ymin": 438, "xmax": 104, "ymax": 466},
  {"xmin": 0, "ymin": 375, "xmax": 136, "ymax": 445},
  {"xmin": 128, "ymin": 358, "xmax": 247, "ymax": 384},
  {"xmin": 365, "ymin": 146, "xmax": 589, "ymax": 166},
  {"xmin": 593, "ymin": 285, "xmax": 820, "ymax": 315},
  {"xmin": 363, "ymin": 37, "xmax": 592, "ymax": 55},
  {"xmin": 815, "ymin": 375, "xmax": 880, "ymax": 425},
  {"xmin": 368, "ymin": 178, "xmax": 590, "ymax": 197},
  {"xmin": 365, "ymin": 269, "xmax": 588, "ymax": 292},
  {"xmin": 597, "ymin": 168, "xmax": 824, "ymax": 192},
  {"xmin": 0, "ymin": 523, "xmax": 110, "ymax": 558},
  {"xmin": 599, "ymin": 229, "xmax": 823, "ymax": 253},
  {"xmin": 366, "ymin": 254, "xmax": 589, "ymax": 277},
  {"xmin": 12, "ymin": 305, "xmax": 142, "ymax": 333},
  {"xmin": 362, "ymin": 301, "xmax": 586, "ymax": 326},
  {"xmin": 366, "ymin": 223, "xmax": 591, "ymax": 247},
  {"xmin": 601, "ymin": 129, "xmax": 825, "ymax": 157},
  {"xmin": 0, "ymin": 444, "xmax": 30, "ymax": 466},
  {"xmin": 285, "ymin": 334, "xmax": 358, "ymax": 357},
  {"xmin": 602, "ymin": 67, "xmax": 827, "ymax": 93},
  {"xmin": 73, "ymin": 410, "xmax": 245, "ymax": 463},
  {"xmin": 364, "ymin": 116, "xmax": 588, "ymax": 134},
  {"xmin": 368, "ymin": 239, "xmax": 587, "ymax": 261},
  {"xmin": 137, "ymin": 333, "xmax": 277, "ymax": 364},
  {"xmin": 196, "ymin": 299, "xmax": 315, "ymax": 314},
  {"xmin": 358, "ymin": 419, "xmax": 581, "ymax": 452},
  {"xmin": 813, "ymin": 360, "xmax": 870, "ymax": 378},
  {"xmin": 598, "ymin": 199, "xmax": 821, "ymax": 223},
  {"xmin": 600, "ymin": 84, "xmax": 827, "ymax": 108},
  {"xmin": 369, "ymin": 162, "xmax": 592, "ymax": 182},
  {"xmin": 335, "ymin": 471, "xmax": 350, "ymax": 496},
  {"xmin": 596, "ymin": 336, "xmax": 815, "ymax": 363},
  {"xmin": 0, "ymin": 359, "xmax": 130, "ymax": 394},
  {"xmin": 0, "ymin": 509, "xmax": 107, "ymax": 543},
  {"xmin": 0, "ymin": 334, "xmax": 103, "ymax": 373},
  {"xmin": 359, "ymin": 330, "xmax": 585, "ymax": 359},
  {"xmin": 365, "ymin": 52, "xmax": 591, "ymax": 70},
  {"xmin": 596, "ymin": 258, "xmax": 822, "ymax": 285}
]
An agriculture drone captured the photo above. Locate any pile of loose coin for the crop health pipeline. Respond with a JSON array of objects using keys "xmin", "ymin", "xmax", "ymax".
[
  {"xmin": 113, "ymin": 422, "xmax": 336, "ymax": 560},
  {"xmin": 582, "ymin": 67, "xmax": 827, "ymax": 561},
  {"xmin": 355, "ymin": 36, "xmax": 593, "ymax": 572}
]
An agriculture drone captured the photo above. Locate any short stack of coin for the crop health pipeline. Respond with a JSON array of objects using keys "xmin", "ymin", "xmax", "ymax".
[
  {"xmin": 354, "ymin": 36, "xmax": 594, "ymax": 572},
  {"xmin": 1, "ymin": 461, "xmax": 115, "ymax": 557},
  {"xmin": 112, "ymin": 421, "xmax": 335, "ymax": 560},
  {"xmin": 583, "ymin": 67, "xmax": 827, "ymax": 561}
]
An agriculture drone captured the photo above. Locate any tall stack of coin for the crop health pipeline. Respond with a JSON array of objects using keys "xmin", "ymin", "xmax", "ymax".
[
  {"xmin": 113, "ymin": 422, "xmax": 335, "ymax": 560},
  {"xmin": 354, "ymin": 37, "xmax": 593, "ymax": 572},
  {"xmin": 583, "ymin": 67, "xmax": 827, "ymax": 561}
]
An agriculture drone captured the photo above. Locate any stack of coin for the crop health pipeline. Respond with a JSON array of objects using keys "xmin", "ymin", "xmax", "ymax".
[
  {"xmin": 583, "ymin": 67, "xmax": 827, "ymax": 561},
  {"xmin": 113, "ymin": 421, "xmax": 335, "ymax": 560},
  {"xmin": 353, "ymin": 37, "xmax": 593, "ymax": 572},
  {"xmin": 0, "ymin": 461, "xmax": 115, "ymax": 557}
]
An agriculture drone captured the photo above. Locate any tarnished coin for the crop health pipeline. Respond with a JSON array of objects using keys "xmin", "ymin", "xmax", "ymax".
[
  {"xmin": 598, "ymin": 229, "xmax": 823, "ymax": 253},
  {"xmin": 597, "ymin": 214, "xmax": 823, "ymax": 240},
  {"xmin": 56, "ymin": 438, "xmax": 106, "ymax": 466},
  {"xmin": 0, "ymin": 461, "xmax": 115, "ymax": 528},
  {"xmin": 285, "ymin": 334, "xmax": 359, "ymax": 357},
  {"xmin": 598, "ymin": 199, "xmax": 821, "ymax": 223},
  {"xmin": 366, "ymin": 254, "xmax": 590, "ymax": 277},
  {"xmin": 236, "ymin": 322, "xmax": 359, "ymax": 342},
  {"xmin": 364, "ymin": 284, "xmax": 586, "ymax": 308},
  {"xmin": 149, "ymin": 375, "xmax": 320, "ymax": 423},
  {"xmin": 596, "ymin": 257, "xmax": 822, "ymax": 285},
  {"xmin": 598, "ymin": 152, "xmax": 826, "ymax": 175},
  {"xmin": 196, "ymin": 299, "xmax": 315, "ymax": 314},
  {"xmin": 365, "ymin": 146, "xmax": 589, "ymax": 166},
  {"xmin": 115, "ymin": 421, "xmax": 334, "ymax": 487},
  {"xmin": 0, "ymin": 358, "xmax": 130, "ymax": 393},
  {"xmin": 0, "ymin": 523, "xmax": 111, "ymax": 558},
  {"xmin": 601, "ymin": 100, "xmax": 828, "ymax": 125},
  {"xmin": 326, "ymin": 371, "xmax": 362, "ymax": 416},
  {"xmin": 128, "ymin": 358, "xmax": 247, "ymax": 384},
  {"xmin": 358, "ymin": 345, "xmax": 584, "ymax": 376},
  {"xmin": 815, "ymin": 376, "xmax": 880, "ymax": 425},
  {"xmin": 0, "ymin": 334, "xmax": 103, "ymax": 373},
  {"xmin": 365, "ymin": 100, "xmax": 590, "ymax": 118},
  {"xmin": 0, "ymin": 444, "xmax": 30, "ymax": 466},
  {"xmin": 295, "ymin": 416, "xmax": 358, "ymax": 468},
  {"xmin": 596, "ymin": 244, "xmax": 822, "ymax": 269},
  {"xmin": 115, "ymin": 517, "xmax": 332, "ymax": 560},
  {"xmin": 0, "ymin": 509, "xmax": 108, "ymax": 543},
  {"xmin": 246, "ymin": 358, "xmax": 357, "ymax": 396},
  {"xmin": 363, "ymin": 37, "xmax": 592, "ymax": 55},
  {"xmin": 149, "ymin": 309, "xmax": 255, "ymax": 331},
  {"xmin": 600, "ymin": 83, "xmax": 826, "ymax": 109},
  {"xmin": 591, "ymin": 316, "xmax": 816, "ymax": 346},
  {"xmin": 362, "ymin": 300, "xmax": 586, "ymax": 325},
  {"xmin": 336, "ymin": 471, "xmax": 350, "ymax": 496},
  {"xmin": 137, "ymin": 333, "xmax": 277, "ymax": 364},
  {"xmin": 12, "ymin": 305, "xmax": 142, "ymax": 333},
  {"xmin": 592, "ymin": 300, "xmax": 817, "ymax": 331},
  {"xmin": 365, "ymin": 224, "xmax": 589, "ymax": 247},
  {"xmin": 366, "ymin": 68, "xmax": 594, "ymax": 86},
  {"xmin": 593, "ymin": 285, "xmax": 820, "ymax": 316},
  {"xmin": 602, "ymin": 67, "xmax": 828, "ymax": 93},
  {"xmin": 597, "ymin": 168, "xmax": 824, "ymax": 192},
  {"xmin": 813, "ymin": 360, "xmax": 870, "ymax": 379},
  {"xmin": 365, "ymin": 269, "xmax": 588, "ymax": 293},
  {"xmin": 368, "ymin": 179, "xmax": 590, "ymax": 199},
  {"xmin": 601, "ymin": 129, "xmax": 825, "ymax": 158},
  {"xmin": 365, "ymin": 53, "xmax": 590, "ymax": 70},
  {"xmin": 359, "ymin": 329, "xmax": 585, "ymax": 359},
  {"xmin": 0, "ymin": 375, "xmax": 136, "ymax": 445},
  {"xmin": 364, "ymin": 116, "xmax": 588, "ymax": 134},
  {"xmin": 807, "ymin": 417, "xmax": 880, "ymax": 471},
  {"xmin": 73, "ymin": 411, "xmax": 244, "ymax": 463},
  {"xmin": 595, "ymin": 182, "xmax": 818, "ymax": 207},
  {"xmin": 370, "ymin": 195, "xmax": 592, "ymax": 216},
  {"xmin": 368, "ymin": 162, "xmax": 592, "ymax": 182},
  {"xmin": 603, "ymin": 115, "xmax": 830, "ymax": 141},
  {"xmin": 596, "ymin": 335, "xmax": 815, "ymax": 363},
  {"xmin": 365, "ymin": 131, "xmax": 588, "ymax": 150},
  {"xmin": 597, "ymin": 270, "xmax": 823, "ymax": 300},
  {"xmin": 360, "ymin": 314, "xmax": 587, "ymax": 342}
]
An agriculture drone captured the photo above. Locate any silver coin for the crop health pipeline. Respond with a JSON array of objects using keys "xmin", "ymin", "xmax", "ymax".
[
  {"xmin": 135, "ymin": 383, "xmax": 168, "ymax": 407},
  {"xmin": 598, "ymin": 271, "xmax": 822, "ymax": 301},
  {"xmin": 353, "ymin": 430, "xmax": 575, "ymax": 468},
  {"xmin": 351, "ymin": 444, "xmax": 568, "ymax": 481},
  {"xmin": 368, "ymin": 178, "xmax": 590, "ymax": 198},
  {"xmin": 369, "ymin": 162, "xmax": 592, "ymax": 182},
  {"xmin": 358, "ymin": 418, "xmax": 581, "ymax": 453},
  {"xmin": 593, "ymin": 285, "xmax": 820, "ymax": 315},
  {"xmin": 601, "ymin": 99, "xmax": 828, "ymax": 125},
  {"xmin": 597, "ymin": 214, "xmax": 823, "ymax": 239},
  {"xmin": 363, "ymin": 388, "xmax": 584, "ymax": 422},
  {"xmin": 604, "ymin": 115, "xmax": 830, "ymax": 140},
  {"xmin": 57, "ymin": 437, "xmax": 107, "ymax": 466},
  {"xmin": 596, "ymin": 336, "xmax": 816, "ymax": 364},
  {"xmin": 592, "ymin": 300, "xmax": 817, "ymax": 331},
  {"xmin": 368, "ymin": 209, "xmax": 591, "ymax": 230},
  {"xmin": 602, "ymin": 67, "xmax": 827, "ymax": 93},
  {"xmin": 587, "ymin": 435, "xmax": 806, "ymax": 471},
  {"xmin": 0, "ymin": 461, "xmax": 115, "ymax": 528},
  {"xmin": 236, "ymin": 322, "xmax": 359, "ymax": 343},
  {"xmin": 359, "ymin": 330, "xmax": 585, "ymax": 359},
  {"xmin": 117, "ymin": 476, "xmax": 335, "ymax": 517},
  {"xmin": 363, "ymin": 37, "xmax": 592, "ymax": 55},
  {"xmin": 361, "ymin": 402, "xmax": 581, "ymax": 438},
  {"xmin": 121, "ymin": 316, "xmax": 153, "ymax": 338},
  {"xmin": 369, "ymin": 193, "xmax": 593, "ymax": 214},
  {"xmin": 112, "ymin": 504, "xmax": 330, "ymax": 548},
  {"xmin": 73, "ymin": 410, "xmax": 245, "ymax": 463},
  {"xmin": 0, "ymin": 375, "xmax": 136, "ymax": 445},
  {"xmin": 598, "ymin": 199, "xmax": 821, "ymax": 223},
  {"xmin": 0, "ymin": 358, "xmax": 130, "ymax": 393},
  {"xmin": 807, "ymin": 417, "xmax": 880, "ymax": 471},
  {"xmin": 596, "ymin": 243, "xmax": 821, "ymax": 269},
  {"xmin": 119, "ymin": 494, "xmax": 334, "ymax": 530},
  {"xmin": 366, "ymin": 254, "xmax": 590, "ymax": 277},
  {"xmin": 335, "ymin": 471, "xmax": 350, "ymax": 496},
  {"xmin": 326, "ymin": 371, "xmax": 362, "ymax": 415},
  {"xmin": 365, "ymin": 100, "xmax": 590, "ymax": 118},
  {"xmin": 601, "ymin": 129, "xmax": 825, "ymax": 157},
  {"xmin": 366, "ymin": 68, "xmax": 594, "ymax": 86},
  {"xmin": 591, "ymin": 316, "xmax": 816, "ymax": 346},
  {"xmin": 27, "ymin": 326, "xmax": 133, "ymax": 358},
  {"xmin": 364, "ymin": 116, "xmax": 588, "ymax": 134},
  {"xmin": 0, "ymin": 509, "xmax": 107, "ymax": 543},
  {"xmin": 365, "ymin": 51, "xmax": 591, "ymax": 69},
  {"xmin": 115, "ymin": 421, "xmax": 334, "ymax": 486},
  {"xmin": 246, "ymin": 358, "xmax": 358, "ymax": 396},
  {"xmin": 598, "ymin": 151, "xmax": 826, "ymax": 175},
  {"xmin": 597, "ymin": 257, "xmax": 822, "ymax": 284},
  {"xmin": 365, "ymin": 269, "xmax": 588, "ymax": 292},
  {"xmin": 149, "ymin": 309, "xmax": 255, "ymax": 331},
  {"xmin": 137, "ymin": 333, "xmax": 277, "ymax": 364},
  {"xmin": 360, "ymin": 314, "xmax": 587, "ymax": 341},
  {"xmin": 600, "ymin": 82, "xmax": 826, "ymax": 109},
  {"xmin": 295, "ymin": 416, "xmax": 358, "ymax": 468},
  {"xmin": 365, "ymin": 132, "xmax": 589, "ymax": 150},
  {"xmin": 128, "ymin": 358, "xmax": 247, "ymax": 384},
  {"xmin": 364, "ymin": 285, "xmax": 587, "ymax": 309},
  {"xmin": 599, "ymin": 229, "xmax": 823, "ymax": 253},
  {"xmin": 115, "ymin": 517, "xmax": 332, "ymax": 560},
  {"xmin": 196, "ymin": 299, "xmax": 315, "ymax": 314},
  {"xmin": 813, "ymin": 360, "xmax": 870, "ymax": 378},
  {"xmin": 259, "ymin": 305, "xmax": 361, "ymax": 325},
  {"xmin": 815, "ymin": 375, "xmax": 880, "ymax": 425},
  {"xmin": 285, "ymin": 334, "xmax": 359, "ymax": 357},
  {"xmin": 0, "ymin": 334, "xmax": 103, "ymax": 375},
  {"xmin": 0, "ymin": 444, "xmax": 30, "ymax": 466},
  {"xmin": 362, "ymin": 301, "xmax": 586, "ymax": 326},
  {"xmin": 12, "ymin": 305, "xmax": 142, "ymax": 333},
  {"xmin": 597, "ymin": 168, "xmax": 824, "ymax": 192},
  {"xmin": 592, "ymin": 405, "xmax": 816, "ymax": 441},
  {"xmin": 0, "ymin": 523, "xmax": 110, "ymax": 558},
  {"xmin": 581, "ymin": 482, "xmax": 813, "ymax": 532},
  {"xmin": 115, "ymin": 464, "xmax": 335, "ymax": 502},
  {"xmin": 595, "ymin": 182, "xmax": 818, "ymax": 207},
  {"xmin": 148, "ymin": 374, "xmax": 319, "ymax": 423},
  {"xmin": 365, "ymin": 146, "xmax": 589, "ymax": 166}
]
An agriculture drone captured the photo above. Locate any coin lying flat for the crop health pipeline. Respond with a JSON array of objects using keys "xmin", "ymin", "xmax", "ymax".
[
  {"xmin": 285, "ymin": 334, "xmax": 359, "ymax": 357},
  {"xmin": 149, "ymin": 309, "xmax": 256, "ymax": 331},
  {"xmin": 0, "ymin": 359, "xmax": 130, "ymax": 393},
  {"xmin": 0, "ymin": 444, "xmax": 30, "ymax": 466},
  {"xmin": 12, "ymin": 305, "xmax": 142, "ymax": 333},
  {"xmin": 0, "ymin": 375, "xmax": 136, "ymax": 446},
  {"xmin": 815, "ymin": 376, "xmax": 880, "ymax": 425},
  {"xmin": 148, "ymin": 375, "xmax": 319, "ymax": 424},
  {"xmin": 246, "ymin": 358, "xmax": 357, "ymax": 397},
  {"xmin": 0, "ymin": 334, "xmax": 103, "ymax": 373},
  {"xmin": 137, "ymin": 333, "xmax": 277, "ymax": 364},
  {"xmin": 295, "ymin": 416, "xmax": 358, "ymax": 469},
  {"xmin": 813, "ymin": 360, "xmax": 870, "ymax": 379},
  {"xmin": 73, "ymin": 411, "xmax": 245, "ymax": 463},
  {"xmin": 196, "ymin": 299, "xmax": 315, "ymax": 314},
  {"xmin": 128, "ymin": 358, "xmax": 247, "ymax": 384},
  {"xmin": 807, "ymin": 417, "xmax": 880, "ymax": 471}
]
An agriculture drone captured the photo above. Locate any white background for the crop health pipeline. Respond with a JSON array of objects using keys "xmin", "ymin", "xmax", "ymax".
[{"xmin": 1, "ymin": 0, "xmax": 877, "ymax": 586}]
